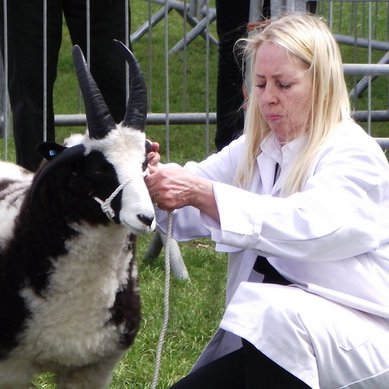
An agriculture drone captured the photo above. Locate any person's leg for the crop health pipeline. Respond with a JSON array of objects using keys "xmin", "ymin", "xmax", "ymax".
[
  {"xmin": 242, "ymin": 339, "xmax": 310, "ymax": 388},
  {"xmin": 170, "ymin": 347, "xmax": 246, "ymax": 389},
  {"xmin": 4, "ymin": 0, "xmax": 61, "ymax": 171},
  {"xmin": 214, "ymin": 0, "xmax": 250, "ymax": 151},
  {"xmin": 306, "ymin": 1, "xmax": 317, "ymax": 14},
  {"xmin": 169, "ymin": 339, "xmax": 310, "ymax": 389},
  {"xmin": 63, "ymin": 0, "xmax": 129, "ymax": 123}
]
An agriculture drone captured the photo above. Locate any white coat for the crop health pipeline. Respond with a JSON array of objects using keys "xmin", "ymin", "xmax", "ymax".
[{"xmin": 155, "ymin": 120, "xmax": 389, "ymax": 388}]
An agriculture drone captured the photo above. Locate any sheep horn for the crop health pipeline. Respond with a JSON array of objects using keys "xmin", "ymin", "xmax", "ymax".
[
  {"xmin": 113, "ymin": 40, "xmax": 147, "ymax": 131},
  {"xmin": 30, "ymin": 143, "xmax": 86, "ymax": 200},
  {"xmin": 72, "ymin": 45, "xmax": 116, "ymax": 140}
]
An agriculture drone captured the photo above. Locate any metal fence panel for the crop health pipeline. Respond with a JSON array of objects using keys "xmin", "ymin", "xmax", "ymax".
[{"xmin": 1, "ymin": 0, "xmax": 388, "ymax": 162}]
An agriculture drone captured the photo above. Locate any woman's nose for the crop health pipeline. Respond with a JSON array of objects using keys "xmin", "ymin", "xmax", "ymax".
[{"xmin": 262, "ymin": 84, "xmax": 278, "ymax": 105}]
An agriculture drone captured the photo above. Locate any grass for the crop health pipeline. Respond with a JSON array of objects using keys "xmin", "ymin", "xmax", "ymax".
[{"xmin": 1, "ymin": 1, "xmax": 389, "ymax": 387}]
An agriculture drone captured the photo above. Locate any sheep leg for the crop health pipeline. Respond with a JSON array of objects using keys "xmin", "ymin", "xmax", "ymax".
[
  {"xmin": 0, "ymin": 358, "xmax": 37, "ymax": 389},
  {"xmin": 56, "ymin": 354, "xmax": 122, "ymax": 389},
  {"xmin": 0, "ymin": 383, "xmax": 32, "ymax": 389}
]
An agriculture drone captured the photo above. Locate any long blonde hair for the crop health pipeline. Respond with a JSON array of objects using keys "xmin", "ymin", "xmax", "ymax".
[{"xmin": 235, "ymin": 13, "xmax": 351, "ymax": 195}]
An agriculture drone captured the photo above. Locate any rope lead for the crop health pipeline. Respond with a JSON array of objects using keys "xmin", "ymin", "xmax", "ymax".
[{"xmin": 151, "ymin": 211, "xmax": 173, "ymax": 389}]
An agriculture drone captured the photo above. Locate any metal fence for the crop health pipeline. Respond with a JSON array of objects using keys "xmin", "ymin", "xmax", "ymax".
[
  {"xmin": 1, "ymin": 0, "xmax": 389, "ymax": 160},
  {"xmin": 317, "ymin": 0, "xmax": 389, "ymax": 148}
]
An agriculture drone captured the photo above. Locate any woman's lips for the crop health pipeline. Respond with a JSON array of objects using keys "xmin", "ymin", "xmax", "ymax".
[{"xmin": 265, "ymin": 114, "xmax": 282, "ymax": 122}]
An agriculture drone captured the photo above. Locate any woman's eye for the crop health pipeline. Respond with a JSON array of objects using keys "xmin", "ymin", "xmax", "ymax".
[
  {"xmin": 278, "ymin": 82, "xmax": 291, "ymax": 89},
  {"xmin": 255, "ymin": 82, "xmax": 291, "ymax": 90}
]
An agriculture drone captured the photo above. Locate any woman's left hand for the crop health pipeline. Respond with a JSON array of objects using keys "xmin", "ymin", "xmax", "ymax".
[
  {"xmin": 145, "ymin": 163, "xmax": 196, "ymax": 212},
  {"xmin": 145, "ymin": 163, "xmax": 219, "ymax": 221}
]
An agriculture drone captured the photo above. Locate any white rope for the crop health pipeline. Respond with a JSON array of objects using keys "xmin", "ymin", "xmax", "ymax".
[
  {"xmin": 93, "ymin": 169, "xmax": 149, "ymax": 220},
  {"xmin": 93, "ymin": 181, "xmax": 128, "ymax": 220},
  {"xmin": 151, "ymin": 211, "xmax": 173, "ymax": 389}
]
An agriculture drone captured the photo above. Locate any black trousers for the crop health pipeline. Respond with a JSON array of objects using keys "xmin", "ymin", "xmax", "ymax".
[
  {"xmin": 214, "ymin": 0, "xmax": 271, "ymax": 151},
  {"xmin": 0, "ymin": 0, "xmax": 130, "ymax": 171},
  {"xmin": 170, "ymin": 339, "xmax": 310, "ymax": 389},
  {"xmin": 214, "ymin": 0, "xmax": 249, "ymax": 151}
]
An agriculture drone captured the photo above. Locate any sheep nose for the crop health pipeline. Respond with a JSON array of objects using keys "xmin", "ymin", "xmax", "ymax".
[{"xmin": 137, "ymin": 214, "xmax": 154, "ymax": 227}]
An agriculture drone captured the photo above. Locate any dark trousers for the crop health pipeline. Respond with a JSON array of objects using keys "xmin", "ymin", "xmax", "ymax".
[
  {"xmin": 214, "ymin": 0, "xmax": 271, "ymax": 151},
  {"xmin": 0, "ymin": 0, "xmax": 131, "ymax": 171},
  {"xmin": 170, "ymin": 339, "xmax": 310, "ymax": 389},
  {"xmin": 214, "ymin": 0, "xmax": 250, "ymax": 151}
]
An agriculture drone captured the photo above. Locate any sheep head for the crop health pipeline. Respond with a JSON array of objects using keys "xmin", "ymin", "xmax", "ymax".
[{"xmin": 30, "ymin": 41, "xmax": 155, "ymax": 234}]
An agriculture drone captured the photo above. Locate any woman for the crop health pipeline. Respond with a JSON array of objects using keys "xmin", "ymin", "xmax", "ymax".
[{"xmin": 145, "ymin": 13, "xmax": 389, "ymax": 388}]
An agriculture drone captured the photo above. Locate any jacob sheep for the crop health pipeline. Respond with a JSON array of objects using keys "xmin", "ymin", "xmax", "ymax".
[{"xmin": 0, "ymin": 41, "xmax": 155, "ymax": 388}]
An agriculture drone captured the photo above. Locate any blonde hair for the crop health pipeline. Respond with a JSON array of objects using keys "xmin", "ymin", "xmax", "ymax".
[{"xmin": 235, "ymin": 13, "xmax": 351, "ymax": 195}]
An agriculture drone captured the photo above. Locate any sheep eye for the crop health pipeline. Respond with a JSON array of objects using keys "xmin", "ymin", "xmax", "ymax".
[
  {"xmin": 84, "ymin": 151, "xmax": 114, "ymax": 178},
  {"xmin": 93, "ymin": 163, "xmax": 111, "ymax": 176}
]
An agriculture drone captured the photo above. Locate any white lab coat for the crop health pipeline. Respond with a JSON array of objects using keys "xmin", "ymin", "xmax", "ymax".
[{"xmin": 155, "ymin": 120, "xmax": 389, "ymax": 388}]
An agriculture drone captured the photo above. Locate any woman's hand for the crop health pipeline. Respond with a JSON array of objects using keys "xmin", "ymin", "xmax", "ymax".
[
  {"xmin": 145, "ymin": 163, "xmax": 196, "ymax": 211},
  {"xmin": 145, "ymin": 163, "xmax": 220, "ymax": 222}
]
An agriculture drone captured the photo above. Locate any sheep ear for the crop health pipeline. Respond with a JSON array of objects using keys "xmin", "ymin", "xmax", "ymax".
[
  {"xmin": 72, "ymin": 45, "xmax": 116, "ymax": 140},
  {"xmin": 30, "ymin": 144, "xmax": 86, "ymax": 200},
  {"xmin": 113, "ymin": 40, "xmax": 147, "ymax": 132},
  {"xmin": 37, "ymin": 142, "xmax": 67, "ymax": 161}
]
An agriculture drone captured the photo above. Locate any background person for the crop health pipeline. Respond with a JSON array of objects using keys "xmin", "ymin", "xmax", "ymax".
[
  {"xmin": 0, "ymin": 0, "xmax": 131, "ymax": 171},
  {"xmin": 146, "ymin": 12, "xmax": 389, "ymax": 388},
  {"xmin": 214, "ymin": 0, "xmax": 251, "ymax": 151}
]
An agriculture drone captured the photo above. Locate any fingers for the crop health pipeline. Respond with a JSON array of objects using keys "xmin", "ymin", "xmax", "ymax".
[
  {"xmin": 148, "ymin": 153, "xmax": 160, "ymax": 167},
  {"xmin": 145, "ymin": 164, "xmax": 186, "ymax": 212},
  {"xmin": 151, "ymin": 194, "xmax": 160, "ymax": 208},
  {"xmin": 148, "ymin": 165, "xmax": 157, "ymax": 174}
]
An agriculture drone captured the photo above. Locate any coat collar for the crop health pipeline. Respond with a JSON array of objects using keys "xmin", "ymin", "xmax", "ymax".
[{"xmin": 257, "ymin": 133, "xmax": 308, "ymax": 194}]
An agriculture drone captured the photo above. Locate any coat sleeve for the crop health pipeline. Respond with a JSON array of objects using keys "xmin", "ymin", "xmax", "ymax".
[{"xmin": 208, "ymin": 132, "xmax": 389, "ymax": 261}]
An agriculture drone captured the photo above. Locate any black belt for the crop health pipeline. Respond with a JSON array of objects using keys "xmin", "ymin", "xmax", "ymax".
[{"xmin": 253, "ymin": 256, "xmax": 290, "ymax": 285}]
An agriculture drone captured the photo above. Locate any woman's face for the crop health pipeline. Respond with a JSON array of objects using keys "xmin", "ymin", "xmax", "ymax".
[{"xmin": 254, "ymin": 41, "xmax": 312, "ymax": 144}]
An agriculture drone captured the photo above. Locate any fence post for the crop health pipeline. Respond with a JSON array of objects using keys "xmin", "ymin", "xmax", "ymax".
[
  {"xmin": 0, "ymin": 50, "xmax": 5, "ymax": 139},
  {"xmin": 271, "ymin": 0, "xmax": 306, "ymax": 15}
]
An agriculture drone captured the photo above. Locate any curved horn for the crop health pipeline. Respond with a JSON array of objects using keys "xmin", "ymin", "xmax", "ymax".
[
  {"xmin": 30, "ymin": 144, "xmax": 86, "ymax": 200},
  {"xmin": 72, "ymin": 45, "xmax": 116, "ymax": 140},
  {"xmin": 113, "ymin": 40, "xmax": 147, "ymax": 131}
]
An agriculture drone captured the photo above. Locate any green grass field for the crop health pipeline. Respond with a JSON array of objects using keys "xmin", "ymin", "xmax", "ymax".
[{"xmin": 1, "ymin": 1, "xmax": 388, "ymax": 387}]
